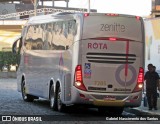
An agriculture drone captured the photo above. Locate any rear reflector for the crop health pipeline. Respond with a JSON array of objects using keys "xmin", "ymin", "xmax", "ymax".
[
  {"xmin": 74, "ymin": 65, "xmax": 87, "ymax": 91},
  {"xmin": 133, "ymin": 67, "xmax": 144, "ymax": 92},
  {"xmin": 133, "ymin": 96, "xmax": 139, "ymax": 100},
  {"xmin": 79, "ymin": 93, "xmax": 85, "ymax": 98}
]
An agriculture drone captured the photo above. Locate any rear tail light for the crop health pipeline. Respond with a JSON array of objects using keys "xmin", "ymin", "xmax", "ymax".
[
  {"xmin": 84, "ymin": 13, "xmax": 89, "ymax": 17},
  {"xmin": 136, "ymin": 16, "xmax": 140, "ymax": 20},
  {"xmin": 137, "ymin": 67, "xmax": 144, "ymax": 83},
  {"xmin": 74, "ymin": 65, "xmax": 87, "ymax": 91},
  {"xmin": 133, "ymin": 67, "xmax": 144, "ymax": 92}
]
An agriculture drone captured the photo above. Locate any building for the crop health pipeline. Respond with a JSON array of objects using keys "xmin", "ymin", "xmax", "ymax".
[
  {"xmin": 152, "ymin": 0, "xmax": 160, "ymax": 17},
  {"xmin": 0, "ymin": 0, "xmax": 97, "ymax": 51},
  {"xmin": 0, "ymin": 0, "xmax": 96, "ymax": 20}
]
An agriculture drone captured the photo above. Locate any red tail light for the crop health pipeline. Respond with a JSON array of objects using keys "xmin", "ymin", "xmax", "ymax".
[
  {"xmin": 74, "ymin": 65, "xmax": 87, "ymax": 91},
  {"xmin": 84, "ymin": 13, "xmax": 89, "ymax": 17},
  {"xmin": 109, "ymin": 37, "xmax": 117, "ymax": 41},
  {"xmin": 133, "ymin": 67, "xmax": 144, "ymax": 92},
  {"xmin": 137, "ymin": 67, "xmax": 144, "ymax": 83},
  {"xmin": 136, "ymin": 16, "xmax": 140, "ymax": 20}
]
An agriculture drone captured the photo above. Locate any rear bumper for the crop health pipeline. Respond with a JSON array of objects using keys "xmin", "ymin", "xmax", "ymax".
[
  {"xmin": 93, "ymin": 100, "xmax": 125, "ymax": 107},
  {"xmin": 71, "ymin": 87, "xmax": 142, "ymax": 107}
]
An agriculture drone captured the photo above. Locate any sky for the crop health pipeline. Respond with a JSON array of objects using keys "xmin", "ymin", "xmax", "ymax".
[{"xmin": 45, "ymin": 0, "xmax": 152, "ymax": 16}]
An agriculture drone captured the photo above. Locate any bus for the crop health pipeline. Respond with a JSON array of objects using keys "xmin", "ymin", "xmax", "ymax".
[{"xmin": 12, "ymin": 12, "xmax": 145, "ymax": 115}]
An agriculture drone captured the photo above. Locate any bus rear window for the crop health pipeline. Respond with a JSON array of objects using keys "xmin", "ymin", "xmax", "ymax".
[{"xmin": 82, "ymin": 16, "xmax": 143, "ymax": 42}]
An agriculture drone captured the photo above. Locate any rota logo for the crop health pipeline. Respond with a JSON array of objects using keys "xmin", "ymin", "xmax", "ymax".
[{"xmin": 88, "ymin": 43, "xmax": 107, "ymax": 49}]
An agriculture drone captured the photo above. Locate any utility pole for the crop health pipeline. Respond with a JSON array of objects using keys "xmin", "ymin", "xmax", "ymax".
[
  {"xmin": 88, "ymin": 0, "xmax": 90, "ymax": 13},
  {"xmin": 66, "ymin": 0, "xmax": 69, "ymax": 8},
  {"xmin": 34, "ymin": 0, "xmax": 37, "ymax": 16},
  {"xmin": 52, "ymin": 0, "xmax": 55, "ymax": 7}
]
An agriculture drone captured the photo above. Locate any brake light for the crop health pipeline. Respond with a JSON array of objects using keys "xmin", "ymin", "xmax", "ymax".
[
  {"xmin": 136, "ymin": 16, "xmax": 140, "ymax": 20},
  {"xmin": 109, "ymin": 37, "xmax": 117, "ymax": 41},
  {"xmin": 105, "ymin": 13, "xmax": 119, "ymax": 16},
  {"xmin": 137, "ymin": 67, "xmax": 144, "ymax": 83},
  {"xmin": 133, "ymin": 67, "xmax": 144, "ymax": 92},
  {"xmin": 74, "ymin": 65, "xmax": 87, "ymax": 91},
  {"xmin": 90, "ymin": 37, "xmax": 133, "ymax": 41},
  {"xmin": 84, "ymin": 13, "xmax": 89, "ymax": 17}
]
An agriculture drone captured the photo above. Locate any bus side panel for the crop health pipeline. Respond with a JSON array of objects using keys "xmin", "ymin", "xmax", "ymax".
[
  {"xmin": 59, "ymin": 50, "xmax": 73, "ymax": 103},
  {"xmin": 64, "ymin": 73, "xmax": 71, "ymax": 101},
  {"xmin": 125, "ymin": 41, "xmax": 144, "ymax": 93},
  {"xmin": 17, "ymin": 51, "xmax": 24, "ymax": 92}
]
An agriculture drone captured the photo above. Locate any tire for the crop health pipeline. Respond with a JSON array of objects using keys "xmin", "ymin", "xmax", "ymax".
[
  {"xmin": 21, "ymin": 80, "xmax": 34, "ymax": 102},
  {"xmin": 49, "ymin": 85, "xmax": 58, "ymax": 111},
  {"xmin": 56, "ymin": 87, "xmax": 66, "ymax": 112}
]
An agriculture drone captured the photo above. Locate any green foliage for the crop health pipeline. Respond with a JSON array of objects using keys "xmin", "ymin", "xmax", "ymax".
[{"xmin": 0, "ymin": 51, "xmax": 19, "ymax": 71}]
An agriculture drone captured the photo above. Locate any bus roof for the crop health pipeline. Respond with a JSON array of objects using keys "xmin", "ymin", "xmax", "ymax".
[{"xmin": 27, "ymin": 12, "xmax": 142, "ymax": 25}]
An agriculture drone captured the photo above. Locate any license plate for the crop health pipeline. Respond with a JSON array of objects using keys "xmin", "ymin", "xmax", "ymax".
[{"xmin": 104, "ymin": 96, "xmax": 116, "ymax": 101}]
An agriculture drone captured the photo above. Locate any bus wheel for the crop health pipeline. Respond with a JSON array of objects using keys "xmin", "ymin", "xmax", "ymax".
[
  {"xmin": 49, "ymin": 85, "xmax": 58, "ymax": 111},
  {"xmin": 21, "ymin": 80, "xmax": 34, "ymax": 102},
  {"xmin": 57, "ymin": 87, "xmax": 66, "ymax": 112}
]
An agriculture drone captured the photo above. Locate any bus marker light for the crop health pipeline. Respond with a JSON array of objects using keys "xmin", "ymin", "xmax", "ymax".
[
  {"xmin": 133, "ymin": 96, "xmax": 139, "ymax": 100},
  {"xmin": 136, "ymin": 16, "xmax": 140, "ymax": 20},
  {"xmin": 79, "ymin": 93, "xmax": 89, "ymax": 101},
  {"xmin": 109, "ymin": 37, "xmax": 117, "ymax": 41},
  {"xmin": 79, "ymin": 93, "xmax": 85, "ymax": 98}
]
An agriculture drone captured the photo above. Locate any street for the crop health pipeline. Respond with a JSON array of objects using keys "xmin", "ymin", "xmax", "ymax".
[{"xmin": 0, "ymin": 78, "xmax": 159, "ymax": 123}]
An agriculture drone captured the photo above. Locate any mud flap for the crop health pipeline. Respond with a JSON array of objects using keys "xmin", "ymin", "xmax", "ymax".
[
  {"xmin": 143, "ymin": 94, "xmax": 147, "ymax": 107},
  {"xmin": 64, "ymin": 73, "xmax": 71, "ymax": 101}
]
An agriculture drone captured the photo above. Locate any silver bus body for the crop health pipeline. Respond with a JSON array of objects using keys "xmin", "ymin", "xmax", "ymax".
[{"xmin": 14, "ymin": 13, "xmax": 145, "ymax": 112}]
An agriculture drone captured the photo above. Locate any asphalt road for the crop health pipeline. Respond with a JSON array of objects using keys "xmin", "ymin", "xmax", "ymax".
[{"xmin": 0, "ymin": 78, "xmax": 159, "ymax": 124}]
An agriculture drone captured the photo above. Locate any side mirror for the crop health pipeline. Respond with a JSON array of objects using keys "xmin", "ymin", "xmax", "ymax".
[
  {"xmin": 66, "ymin": 45, "xmax": 69, "ymax": 50},
  {"xmin": 12, "ymin": 40, "xmax": 17, "ymax": 54},
  {"xmin": 12, "ymin": 36, "xmax": 22, "ymax": 54}
]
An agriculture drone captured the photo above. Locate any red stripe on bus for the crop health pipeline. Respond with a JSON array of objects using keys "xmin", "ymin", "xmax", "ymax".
[{"xmin": 125, "ymin": 41, "xmax": 129, "ymax": 76}]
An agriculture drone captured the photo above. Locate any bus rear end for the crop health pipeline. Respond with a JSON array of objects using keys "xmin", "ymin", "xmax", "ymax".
[{"xmin": 72, "ymin": 13, "xmax": 144, "ymax": 110}]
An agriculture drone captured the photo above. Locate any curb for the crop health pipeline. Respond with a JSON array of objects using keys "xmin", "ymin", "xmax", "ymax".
[{"xmin": 124, "ymin": 108, "xmax": 160, "ymax": 116}]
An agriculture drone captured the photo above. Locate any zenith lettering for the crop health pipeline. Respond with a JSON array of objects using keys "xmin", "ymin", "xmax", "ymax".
[{"xmin": 100, "ymin": 23, "xmax": 125, "ymax": 32}]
